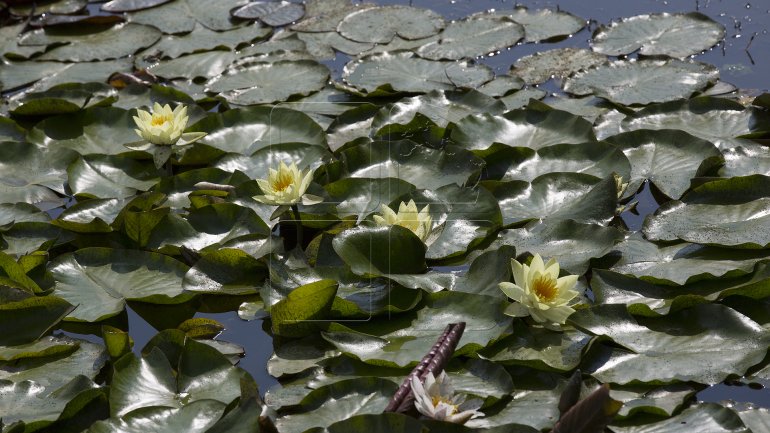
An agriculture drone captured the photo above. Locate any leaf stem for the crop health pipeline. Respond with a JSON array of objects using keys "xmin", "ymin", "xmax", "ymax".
[
  {"xmin": 163, "ymin": 159, "xmax": 173, "ymax": 177},
  {"xmin": 291, "ymin": 204, "xmax": 303, "ymax": 249}
]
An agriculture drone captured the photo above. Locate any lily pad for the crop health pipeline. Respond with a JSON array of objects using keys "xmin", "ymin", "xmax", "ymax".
[
  {"xmin": 450, "ymin": 105, "xmax": 595, "ymax": 151},
  {"xmin": 336, "ymin": 139, "xmax": 484, "ymax": 191},
  {"xmin": 102, "ymin": 0, "xmax": 174, "ymax": 12},
  {"xmin": 485, "ymin": 141, "xmax": 630, "ymax": 182},
  {"xmin": 643, "ymin": 198, "xmax": 770, "ymax": 248},
  {"xmin": 67, "ymin": 155, "xmax": 160, "ymax": 199},
  {"xmin": 343, "ymin": 51, "xmax": 493, "ymax": 95},
  {"xmin": 484, "ymin": 7, "xmax": 585, "ymax": 42},
  {"xmin": 610, "ymin": 403, "xmax": 749, "ymax": 433},
  {"xmin": 332, "ymin": 225, "xmax": 427, "ymax": 276},
  {"xmin": 231, "ymin": 1, "xmax": 305, "ymax": 26},
  {"xmin": 511, "ymin": 48, "xmax": 607, "ymax": 85},
  {"xmin": 324, "ymin": 177, "xmax": 416, "ymax": 220},
  {"xmin": 50, "ymin": 247, "xmax": 193, "ymax": 322},
  {"xmin": 603, "ymin": 129, "xmax": 722, "ymax": 199},
  {"xmin": 0, "ymin": 141, "xmax": 66, "ymax": 205},
  {"xmin": 322, "ymin": 291, "xmax": 512, "ymax": 367},
  {"xmin": 573, "ymin": 303, "xmax": 770, "ymax": 385},
  {"xmin": 337, "ymin": 5, "xmax": 444, "ymax": 44},
  {"xmin": 495, "ymin": 219, "xmax": 624, "ymax": 274},
  {"xmin": 26, "ymin": 23, "xmax": 162, "ymax": 62},
  {"xmin": 87, "ymin": 400, "xmax": 227, "ymax": 433},
  {"xmin": 0, "ymin": 376, "xmax": 100, "ymax": 427},
  {"xmin": 591, "ymin": 13, "xmax": 725, "ymax": 58},
  {"xmin": 563, "ymin": 59, "xmax": 719, "ymax": 105},
  {"xmin": 149, "ymin": 24, "xmax": 270, "ymax": 59},
  {"xmin": 205, "ymin": 59, "xmax": 329, "ymax": 105},
  {"xmin": 416, "ymin": 16, "xmax": 524, "ymax": 60}
]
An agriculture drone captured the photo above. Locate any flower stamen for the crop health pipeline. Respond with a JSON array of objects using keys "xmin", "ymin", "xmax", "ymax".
[{"xmin": 532, "ymin": 274, "xmax": 558, "ymax": 302}]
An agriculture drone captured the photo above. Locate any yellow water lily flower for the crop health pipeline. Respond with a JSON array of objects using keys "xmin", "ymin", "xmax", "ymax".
[
  {"xmin": 411, "ymin": 371, "xmax": 483, "ymax": 424},
  {"xmin": 133, "ymin": 102, "xmax": 190, "ymax": 146},
  {"xmin": 498, "ymin": 253, "xmax": 579, "ymax": 326},
  {"xmin": 373, "ymin": 200, "xmax": 433, "ymax": 242},
  {"xmin": 253, "ymin": 161, "xmax": 323, "ymax": 206}
]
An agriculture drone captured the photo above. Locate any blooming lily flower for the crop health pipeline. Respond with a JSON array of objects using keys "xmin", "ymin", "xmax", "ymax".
[
  {"xmin": 126, "ymin": 103, "xmax": 206, "ymax": 168},
  {"xmin": 411, "ymin": 371, "xmax": 483, "ymax": 424},
  {"xmin": 253, "ymin": 161, "xmax": 323, "ymax": 206},
  {"xmin": 498, "ymin": 253, "xmax": 579, "ymax": 326},
  {"xmin": 373, "ymin": 200, "xmax": 433, "ymax": 243}
]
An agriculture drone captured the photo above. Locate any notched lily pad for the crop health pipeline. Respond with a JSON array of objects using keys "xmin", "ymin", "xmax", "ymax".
[
  {"xmin": 482, "ymin": 6, "xmax": 585, "ymax": 42},
  {"xmin": 232, "ymin": 1, "xmax": 305, "ymax": 26},
  {"xmin": 337, "ymin": 5, "xmax": 445, "ymax": 44},
  {"xmin": 591, "ymin": 12, "xmax": 725, "ymax": 58},
  {"xmin": 563, "ymin": 59, "xmax": 719, "ymax": 105},
  {"xmin": 512, "ymin": 48, "xmax": 607, "ymax": 85},
  {"xmin": 416, "ymin": 16, "xmax": 524, "ymax": 60}
]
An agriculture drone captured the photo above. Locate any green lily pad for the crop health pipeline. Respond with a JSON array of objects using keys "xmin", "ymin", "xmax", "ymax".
[
  {"xmin": 332, "ymin": 225, "xmax": 427, "ymax": 276},
  {"xmin": 67, "ymin": 155, "xmax": 160, "ymax": 199},
  {"xmin": 603, "ymin": 129, "xmax": 722, "ymax": 199},
  {"xmin": 126, "ymin": 0, "xmax": 197, "ymax": 34},
  {"xmin": 483, "ymin": 141, "xmax": 630, "ymax": 182},
  {"xmin": 343, "ymin": 51, "xmax": 493, "ymax": 95},
  {"xmin": 573, "ymin": 304, "xmax": 770, "ymax": 385},
  {"xmin": 0, "ymin": 203, "xmax": 49, "ymax": 226},
  {"xmin": 495, "ymin": 219, "xmax": 624, "ymax": 274},
  {"xmin": 326, "ymin": 413, "xmax": 425, "ymax": 433},
  {"xmin": 619, "ymin": 97, "xmax": 770, "ymax": 150},
  {"xmin": 292, "ymin": 0, "xmax": 375, "ymax": 32},
  {"xmin": 110, "ymin": 339, "xmax": 246, "ymax": 416},
  {"xmin": 591, "ymin": 13, "xmax": 725, "ymax": 58},
  {"xmin": 416, "ymin": 16, "xmax": 524, "ymax": 60},
  {"xmin": 607, "ymin": 233, "xmax": 770, "ymax": 285},
  {"xmin": 643, "ymin": 198, "xmax": 770, "ymax": 248},
  {"xmin": 324, "ymin": 177, "xmax": 416, "ymax": 220},
  {"xmin": 50, "ymin": 247, "xmax": 193, "ymax": 322},
  {"xmin": 296, "ymin": 31, "xmax": 374, "ymax": 59},
  {"xmin": 0, "ymin": 141, "xmax": 66, "ymax": 205},
  {"xmin": 487, "ymin": 173, "xmax": 618, "ymax": 226},
  {"xmin": 483, "ymin": 7, "xmax": 585, "ymax": 42},
  {"xmin": 593, "ymin": 262, "xmax": 770, "ymax": 317},
  {"xmin": 451, "ymin": 104, "xmax": 595, "ymax": 151},
  {"xmin": 405, "ymin": 184, "xmax": 502, "ymax": 260},
  {"xmin": 337, "ymin": 5, "xmax": 444, "ymax": 43},
  {"xmin": 0, "ymin": 376, "xmax": 100, "ymax": 427},
  {"xmin": 275, "ymin": 378, "xmax": 397, "ymax": 433},
  {"xmin": 146, "ymin": 50, "xmax": 237, "ymax": 80},
  {"xmin": 610, "ymin": 383, "xmax": 697, "ymax": 420},
  {"xmin": 214, "ymin": 142, "xmax": 331, "ymax": 180},
  {"xmin": 190, "ymin": 106, "xmax": 326, "ymax": 156},
  {"xmin": 336, "ymin": 139, "xmax": 484, "ymax": 191},
  {"xmin": 182, "ymin": 247, "xmax": 269, "ymax": 295},
  {"xmin": 372, "ymin": 89, "xmax": 506, "ymax": 131},
  {"xmin": 563, "ymin": 59, "xmax": 719, "ymax": 105},
  {"xmin": 512, "ymin": 48, "xmax": 607, "ymax": 85},
  {"xmin": 231, "ymin": 1, "xmax": 305, "ymax": 26},
  {"xmin": 102, "ymin": 0, "xmax": 173, "ymax": 12},
  {"xmin": 52, "ymin": 198, "xmax": 125, "ymax": 233},
  {"xmin": 271, "ymin": 279, "xmax": 338, "ymax": 338},
  {"xmin": 24, "ymin": 23, "xmax": 162, "ymax": 62},
  {"xmin": 0, "ymin": 295, "xmax": 74, "ymax": 346},
  {"xmin": 149, "ymin": 24, "xmax": 270, "ymax": 59},
  {"xmin": 87, "ymin": 400, "xmax": 227, "ymax": 433},
  {"xmin": 0, "ymin": 335, "xmax": 107, "ymax": 393},
  {"xmin": 480, "ymin": 321, "xmax": 591, "ymax": 372},
  {"xmin": 205, "ymin": 59, "xmax": 329, "ymax": 105},
  {"xmin": 186, "ymin": 0, "xmax": 250, "ymax": 31},
  {"xmin": 609, "ymin": 403, "xmax": 748, "ymax": 433},
  {"xmin": 323, "ymin": 291, "xmax": 511, "ymax": 367}
]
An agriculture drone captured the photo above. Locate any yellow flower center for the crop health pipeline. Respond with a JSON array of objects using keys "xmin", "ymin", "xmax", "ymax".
[
  {"xmin": 151, "ymin": 113, "xmax": 172, "ymax": 126},
  {"xmin": 431, "ymin": 396, "xmax": 459, "ymax": 413},
  {"xmin": 532, "ymin": 274, "xmax": 558, "ymax": 302},
  {"xmin": 272, "ymin": 172, "xmax": 295, "ymax": 192}
]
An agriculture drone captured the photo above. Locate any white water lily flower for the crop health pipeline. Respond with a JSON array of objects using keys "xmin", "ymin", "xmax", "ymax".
[
  {"xmin": 498, "ymin": 253, "xmax": 579, "ymax": 326},
  {"xmin": 253, "ymin": 161, "xmax": 323, "ymax": 206},
  {"xmin": 373, "ymin": 200, "xmax": 433, "ymax": 242},
  {"xmin": 411, "ymin": 371, "xmax": 483, "ymax": 424},
  {"xmin": 133, "ymin": 102, "xmax": 192, "ymax": 145}
]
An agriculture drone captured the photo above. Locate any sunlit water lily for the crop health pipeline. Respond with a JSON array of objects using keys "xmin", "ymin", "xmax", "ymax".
[
  {"xmin": 373, "ymin": 200, "xmax": 433, "ymax": 243},
  {"xmin": 127, "ymin": 103, "xmax": 206, "ymax": 168},
  {"xmin": 498, "ymin": 253, "xmax": 579, "ymax": 327},
  {"xmin": 411, "ymin": 371, "xmax": 483, "ymax": 424},
  {"xmin": 253, "ymin": 161, "xmax": 323, "ymax": 206}
]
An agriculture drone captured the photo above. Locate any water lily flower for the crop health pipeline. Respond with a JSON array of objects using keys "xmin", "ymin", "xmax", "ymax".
[
  {"xmin": 411, "ymin": 371, "xmax": 483, "ymax": 424},
  {"xmin": 132, "ymin": 102, "xmax": 204, "ymax": 146},
  {"xmin": 253, "ymin": 161, "xmax": 323, "ymax": 206},
  {"xmin": 373, "ymin": 200, "xmax": 433, "ymax": 243},
  {"xmin": 498, "ymin": 253, "xmax": 579, "ymax": 326}
]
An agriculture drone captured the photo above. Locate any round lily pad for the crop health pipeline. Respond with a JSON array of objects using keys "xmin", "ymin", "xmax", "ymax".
[
  {"xmin": 563, "ymin": 59, "xmax": 719, "ymax": 105},
  {"xmin": 591, "ymin": 12, "xmax": 725, "ymax": 58},
  {"xmin": 28, "ymin": 23, "xmax": 162, "ymax": 62},
  {"xmin": 416, "ymin": 16, "xmax": 524, "ymax": 60},
  {"xmin": 337, "ymin": 5, "xmax": 445, "ymax": 44},
  {"xmin": 482, "ymin": 7, "xmax": 585, "ymax": 42},
  {"xmin": 512, "ymin": 48, "xmax": 607, "ymax": 85}
]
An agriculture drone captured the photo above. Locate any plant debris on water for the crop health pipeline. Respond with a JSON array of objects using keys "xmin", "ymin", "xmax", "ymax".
[{"xmin": 1, "ymin": 0, "xmax": 770, "ymax": 431}]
